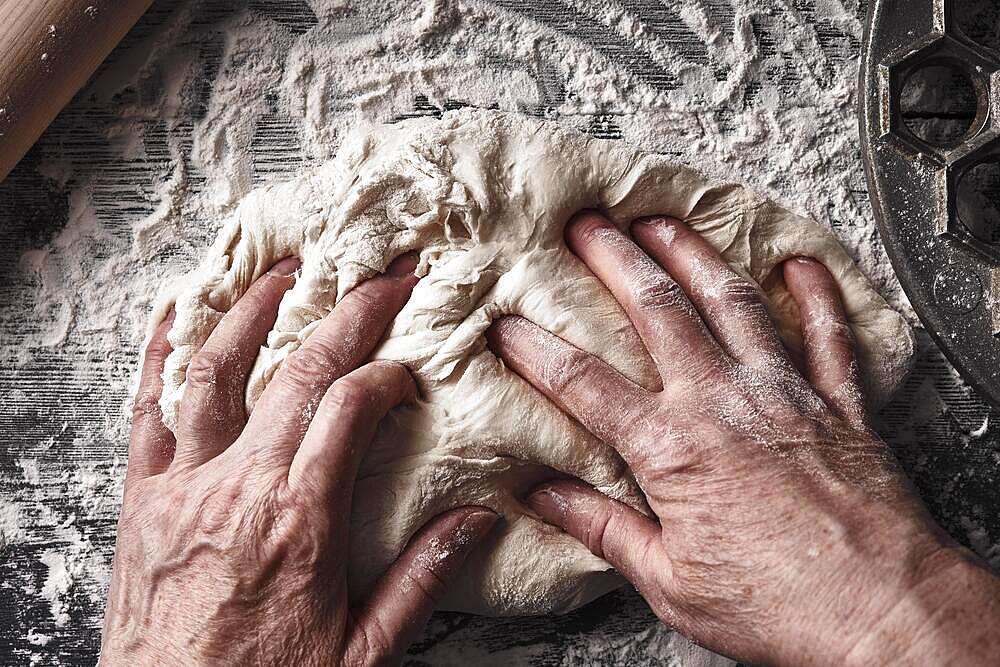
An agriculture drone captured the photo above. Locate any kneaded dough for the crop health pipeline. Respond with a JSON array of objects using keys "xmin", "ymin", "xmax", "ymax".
[{"xmin": 157, "ymin": 109, "xmax": 914, "ymax": 615}]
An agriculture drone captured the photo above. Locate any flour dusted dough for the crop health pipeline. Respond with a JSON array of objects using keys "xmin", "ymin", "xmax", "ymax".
[{"xmin": 158, "ymin": 109, "xmax": 913, "ymax": 615}]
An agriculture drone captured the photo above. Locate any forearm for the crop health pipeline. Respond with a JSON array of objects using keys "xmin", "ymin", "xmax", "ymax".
[{"xmin": 845, "ymin": 546, "xmax": 1000, "ymax": 666}]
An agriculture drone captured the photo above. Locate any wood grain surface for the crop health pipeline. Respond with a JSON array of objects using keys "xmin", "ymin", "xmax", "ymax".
[
  {"xmin": 1, "ymin": 1, "xmax": 998, "ymax": 666},
  {"xmin": 0, "ymin": 0, "xmax": 152, "ymax": 181}
]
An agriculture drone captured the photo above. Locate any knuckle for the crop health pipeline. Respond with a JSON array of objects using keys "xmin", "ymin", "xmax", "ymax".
[
  {"xmin": 582, "ymin": 507, "xmax": 614, "ymax": 559},
  {"xmin": 196, "ymin": 477, "xmax": 250, "ymax": 532},
  {"xmin": 325, "ymin": 378, "xmax": 375, "ymax": 414},
  {"xmin": 144, "ymin": 337, "xmax": 172, "ymax": 365},
  {"xmin": 185, "ymin": 352, "xmax": 221, "ymax": 391},
  {"xmin": 259, "ymin": 504, "xmax": 319, "ymax": 560},
  {"xmin": 353, "ymin": 621, "xmax": 394, "ymax": 664},
  {"xmin": 828, "ymin": 320, "xmax": 857, "ymax": 347},
  {"xmin": 629, "ymin": 417, "xmax": 706, "ymax": 481},
  {"xmin": 405, "ymin": 559, "xmax": 448, "ymax": 604},
  {"xmin": 718, "ymin": 274, "xmax": 762, "ymax": 308},
  {"xmin": 280, "ymin": 341, "xmax": 339, "ymax": 388},
  {"xmin": 632, "ymin": 276, "xmax": 687, "ymax": 313},
  {"xmin": 347, "ymin": 279, "xmax": 393, "ymax": 311},
  {"xmin": 544, "ymin": 348, "xmax": 598, "ymax": 395},
  {"xmin": 806, "ymin": 315, "xmax": 856, "ymax": 350},
  {"xmin": 662, "ymin": 438, "xmax": 705, "ymax": 476},
  {"xmin": 132, "ymin": 390, "xmax": 163, "ymax": 421}
]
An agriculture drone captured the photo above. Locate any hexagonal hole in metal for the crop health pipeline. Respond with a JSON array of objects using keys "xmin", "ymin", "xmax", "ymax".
[
  {"xmin": 900, "ymin": 58, "xmax": 987, "ymax": 148},
  {"xmin": 944, "ymin": 134, "xmax": 1000, "ymax": 260},
  {"xmin": 883, "ymin": 32, "xmax": 999, "ymax": 160},
  {"xmin": 956, "ymin": 158, "xmax": 1000, "ymax": 244}
]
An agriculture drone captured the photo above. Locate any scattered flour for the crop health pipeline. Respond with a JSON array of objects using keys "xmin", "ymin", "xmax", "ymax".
[
  {"xmin": 0, "ymin": 0, "xmax": 995, "ymax": 663},
  {"xmin": 39, "ymin": 552, "xmax": 73, "ymax": 627}
]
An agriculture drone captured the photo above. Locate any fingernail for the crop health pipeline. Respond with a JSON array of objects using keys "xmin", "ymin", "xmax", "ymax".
[
  {"xmin": 524, "ymin": 487, "xmax": 570, "ymax": 523},
  {"xmin": 164, "ymin": 308, "xmax": 176, "ymax": 324},
  {"xmin": 269, "ymin": 257, "xmax": 301, "ymax": 276},
  {"xmin": 484, "ymin": 315, "xmax": 525, "ymax": 355},
  {"xmin": 496, "ymin": 315, "xmax": 529, "ymax": 335},
  {"xmin": 567, "ymin": 210, "xmax": 614, "ymax": 236},
  {"xmin": 461, "ymin": 508, "xmax": 500, "ymax": 537},
  {"xmin": 386, "ymin": 252, "xmax": 419, "ymax": 278},
  {"xmin": 782, "ymin": 256, "xmax": 822, "ymax": 276}
]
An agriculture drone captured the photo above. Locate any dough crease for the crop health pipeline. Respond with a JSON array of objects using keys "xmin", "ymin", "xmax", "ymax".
[{"xmin": 157, "ymin": 109, "xmax": 914, "ymax": 615}]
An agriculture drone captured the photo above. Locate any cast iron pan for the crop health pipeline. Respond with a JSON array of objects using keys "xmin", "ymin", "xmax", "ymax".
[{"xmin": 860, "ymin": 0, "xmax": 1000, "ymax": 406}]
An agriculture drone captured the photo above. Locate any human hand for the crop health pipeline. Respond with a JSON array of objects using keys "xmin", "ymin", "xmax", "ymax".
[
  {"xmin": 487, "ymin": 212, "xmax": 1000, "ymax": 667},
  {"xmin": 102, "ymin": 255, "xmax": 497, "ymax": 666}
]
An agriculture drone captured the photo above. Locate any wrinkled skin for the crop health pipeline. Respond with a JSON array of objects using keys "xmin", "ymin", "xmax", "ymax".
[
  {"xmin": 487, "ymin": 212, "xmax": 1000, "ymax": 666},
  {"xmin": 103, "ymin": 209, "xmax": 1000, "ymax": 667},
  {"xmin": 101, "ymin": 255, "xmax": 497, "ymax": 666}
]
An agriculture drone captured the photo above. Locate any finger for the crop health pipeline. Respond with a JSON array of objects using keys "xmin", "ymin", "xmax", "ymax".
[
  {"xmin": 565, "ymin": 211, "xmax": 727, "ymax": 382},
  {"xmin": 783, "ymin": 257, "xmax": 867, "ymax": 425},
  {"xmin": 525, "ymin": 480, "xmax": 663, "ymax": 601},
  {"xmin": 631, "ymin": 217, "xmax": 790, "ymax": 369},
  {"xmin": 245, "ymin": 253, "xmax": 419, "ymax": 460},
  {"xmin": 128, "ymin": 310, "xmax": 177, "ymax": 483},
  {"xmin": 173, "ymin": 257, "xmax": 300, "ymax": 469},
  {"xmin": 486, "ymin": 315, "xmax": 657, "ymax": 469},
  {"xmin": 288, "ymin": 361, "xmax": 416, "ymax": 504},
  {"xmin": 348, "ymin": 507, "xmax": 498, "ymax": 665}
]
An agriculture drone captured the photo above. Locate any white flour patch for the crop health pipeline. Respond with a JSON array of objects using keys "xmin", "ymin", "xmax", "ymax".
[
  {"xmin": 40, "ymin": 552, "xmax": 73, "ymax": 627},
  {"xmin": 1, "ymin": 0, "xmax": 993, "ymax": 663}
]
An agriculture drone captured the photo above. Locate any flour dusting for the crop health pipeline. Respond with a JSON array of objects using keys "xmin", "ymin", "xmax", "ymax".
[{"xmin": 1, "ymin": 0, "xmax": 996, "ymax": 664}]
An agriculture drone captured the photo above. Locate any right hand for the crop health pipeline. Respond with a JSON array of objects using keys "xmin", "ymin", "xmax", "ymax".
[{"xmin": 488, "ymin": 211, "xmax": 1000, "ymax": 667}]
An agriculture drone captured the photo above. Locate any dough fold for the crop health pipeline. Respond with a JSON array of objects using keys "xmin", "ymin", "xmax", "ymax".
[{"xmin": 157, "ymin": 109, "xmax": 913, "ymax": 615}]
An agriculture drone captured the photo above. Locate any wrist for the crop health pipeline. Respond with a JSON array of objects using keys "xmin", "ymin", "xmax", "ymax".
[
  {"xmin": 100, "ymin": 628, "xmax": 213, "ymax": 667},
  {"xmin": 843, "ymin": 544, "xmax": 1000, "ymax": 666}
]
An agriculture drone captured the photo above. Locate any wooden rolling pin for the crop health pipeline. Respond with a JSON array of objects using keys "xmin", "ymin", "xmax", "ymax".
[{"xmin": 0, "ymin": 0, "xmax": 152, "ymax": 182}]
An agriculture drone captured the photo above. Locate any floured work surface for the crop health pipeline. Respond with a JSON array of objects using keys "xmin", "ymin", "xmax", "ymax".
[{"xmin": 0, "ymin": 1, "xmax": 998, "ymax": 665}]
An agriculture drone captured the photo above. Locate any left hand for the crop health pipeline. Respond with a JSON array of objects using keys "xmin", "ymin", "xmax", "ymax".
[{"xmin": 101, "ymin": 254, "xmax": 497, "ymax": 666}]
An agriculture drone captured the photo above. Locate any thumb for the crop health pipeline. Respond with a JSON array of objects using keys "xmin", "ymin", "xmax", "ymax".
[
  {"xmin": 348, "ymin": 507, "xmax": 499, "ymax": 664},
  {"xmin": 525, "ymin": 480, "xmax": 663, "ymax": 597}
]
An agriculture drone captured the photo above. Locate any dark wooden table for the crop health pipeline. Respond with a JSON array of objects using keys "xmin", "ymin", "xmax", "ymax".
[{"xmin": 2, "ymin": 1, "xmax": 998, "ymax": 665}]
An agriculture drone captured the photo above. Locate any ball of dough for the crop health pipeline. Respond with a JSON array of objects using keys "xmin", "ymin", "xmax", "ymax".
[{"xmin": 156, "ymin": 109, "xmax": 913, "ymax": 615}]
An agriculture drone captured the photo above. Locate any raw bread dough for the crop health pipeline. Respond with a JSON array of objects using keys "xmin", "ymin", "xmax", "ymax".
[{"xmin": 157, "ymin": 109, "xmax": 914, "ymax": 615}]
